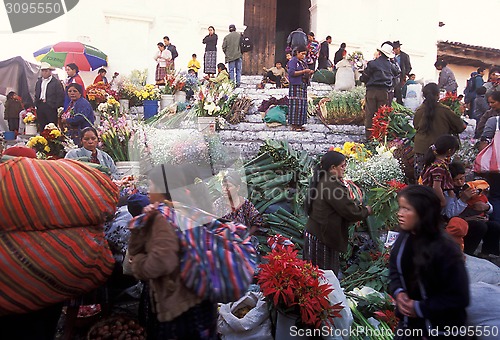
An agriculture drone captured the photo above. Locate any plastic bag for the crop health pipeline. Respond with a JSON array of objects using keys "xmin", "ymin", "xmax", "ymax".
[
  {"xmin": 321, "ymin": 270, "xmax": 353, "ymax": 340},
  {"xmin": 465, "ymin": 254, "xmax": 500, "ymax": 285},
  {"xmin": 264, "ymin": 105, "xmax": 287, "ymax": 125},
  {"xmin": 312, "ymin": 69, "xmax": 336, "ymax": 84},
  {"xmin": 467, "ymin": 282, "xmax": 500, "ymax": 340},
  {"xmin": 217, "ymin": 292, "xmax": 273, "ymax": 340},
  {"xmin": 403, "ymin": 83, "xmax": 422, "ymax": 111}
]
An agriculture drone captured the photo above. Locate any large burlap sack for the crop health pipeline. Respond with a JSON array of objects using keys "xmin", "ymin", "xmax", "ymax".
[
  {"xmin": 334, "ymin": 59, "xmax": 355, "ymax": 91},
  {"xmin": 0, "ymin": 158, "xmax": 118, "ymax": 315},
  {"xmin": 0, "ymin": 158, "xmax": 118, "ymax": 231}
]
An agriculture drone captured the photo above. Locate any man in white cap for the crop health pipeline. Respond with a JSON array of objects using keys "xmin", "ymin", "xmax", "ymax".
[
  {"xmin": 34, "ymin": 62, "xmax": 65, "ymax": 132},
  {"xmin": 360, "ymin": 43, "xmax": 400, "ymax": 138}
]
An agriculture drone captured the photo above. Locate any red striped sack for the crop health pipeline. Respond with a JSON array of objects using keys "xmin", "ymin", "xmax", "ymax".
[
  {"xmin": 0, "ymin": 158, "xmax": 118, "ymax": 315},
  {"xmin": 0, "ymin": 228, "xmax": 115, "ymax": 315},
  {"xmin": 0, "ymin": 158, "xmax": 118, "ymax": 231},
  {"xmin": 474, "ymin": 117, "xmax": 500, "ymax": 173}
]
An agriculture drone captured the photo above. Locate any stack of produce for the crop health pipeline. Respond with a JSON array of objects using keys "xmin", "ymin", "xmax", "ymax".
[{"xmin": 243, "ymin": 140, "xmax": 315, "ymax": 255}]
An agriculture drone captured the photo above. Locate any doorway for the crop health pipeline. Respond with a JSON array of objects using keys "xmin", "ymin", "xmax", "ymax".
[
  {"xmin": 242, "ymin": 0, "xmax": 310, "ymax": 75},
  {"xmin": 275, "ymin": 0, "xmax": 311, "ymax": 64}
]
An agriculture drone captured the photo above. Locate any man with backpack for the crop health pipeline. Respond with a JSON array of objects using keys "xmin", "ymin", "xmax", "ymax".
[
  {"xmin": 222, "ymin": 24, "xmax": 243, "ymax": 87},
  {"xmin": 464, "ymin": 67, "xmax": 485, "ymax": 115}
]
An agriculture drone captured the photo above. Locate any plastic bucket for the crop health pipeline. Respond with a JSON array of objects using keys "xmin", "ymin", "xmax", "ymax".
[
  {"xmin": 143, "ymin": 100, "xmax": 158, "ymax": 119},
  {"xmin": 3, "ymin": 131, "xmax": 15, "ymax": 140}
]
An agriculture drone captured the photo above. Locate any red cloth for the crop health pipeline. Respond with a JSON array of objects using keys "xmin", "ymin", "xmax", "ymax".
[
  {"xmin": 3, "ymin": 146, "xmax": 36, "ymax": 158},
  {"xmin": 66, "ymin": 74, "xmax": 86, "ymax": 98}
]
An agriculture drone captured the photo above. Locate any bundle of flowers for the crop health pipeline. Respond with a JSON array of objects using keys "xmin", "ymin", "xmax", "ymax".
[
  {"xmin": 27, "ymin": 123, "xmax": 73, "ymax": 159},
  {"xmin": 347, "ymin": 286, "xmax": 397, "ymax": 338},
  {"xmin": 331, "ymin": 141, "xmax": 371, "ymax": 162},
  {"xmin": 144, "ymin": 127, "xmax": 212, "ymax": 167},
  {"xmin": 347, "ymin": 51, "xmax": 366, "ymax": 71},
  {"xmin": 345, "ymin": 144, "xmax": 405, "ymax": 189},
  {"xmin": 22, "ymin": 107, "xmax": 37, "ymax": 123},
  {"xmin": 258, "ymin": 246, "xmax": 344, "ymax": 328},
  {"xmin": 440, "ymin": 92, "xmax": 463, "ymax": 116},
  {"xmin": 134, "ymin": 84, "xmax": 161, "ymax": 102},
  {"xmin": 365, "ymin": 179, "xmax": 407, "ymax": 234},
  {"xmin": 97, "ymin": 96, "xmax": 120, "ymax": 116},
  {"xmin": 453, "ymin": 138, "xmax": 479, "ymax": 173},
  {"xmin": 97, "ymin": 114, "xmax": 137, "ymax": 162},
  {"xmin": 86, "ymin": 81, "xmax": 110, "ymax": 109},
  {"xmin": 370, "ymin": 104, "xmax": 415, "ymax": 142},
  {"xmin": 194, "ymin": 82, "xmax": 237, "ymax": 117},
  {"xmin": 118, "ymin": 81, "xmax": 139, "ymax": 101},
  {"xmin": 162, "ymin": 72, "xmax": 187, "ymax": 95}
]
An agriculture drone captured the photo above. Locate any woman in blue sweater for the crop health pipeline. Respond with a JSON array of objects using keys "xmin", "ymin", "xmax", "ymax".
[{"xmin": 60, "ymin": 83, "xmax": 94, "ymax": 145}]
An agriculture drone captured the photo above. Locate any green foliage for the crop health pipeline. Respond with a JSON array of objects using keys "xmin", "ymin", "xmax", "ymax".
[{"xmin": 321, "ymin": 86, "xmax": 366, "ymax": 124}]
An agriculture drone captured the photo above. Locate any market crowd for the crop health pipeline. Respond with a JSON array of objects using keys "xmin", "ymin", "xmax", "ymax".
[{"xmin": 1, "ymin": 23, "xmax": 500, "ymax": 340}]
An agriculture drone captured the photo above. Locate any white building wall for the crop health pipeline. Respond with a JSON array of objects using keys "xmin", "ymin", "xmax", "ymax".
[{"xmin": 0, "ymin": 0, "xmax": 498, "ymax": 87}]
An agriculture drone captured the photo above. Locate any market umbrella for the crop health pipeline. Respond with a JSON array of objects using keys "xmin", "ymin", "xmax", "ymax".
[{"xmin": 33, "ymin": 41, "xmax": 108, "ymax": 71}]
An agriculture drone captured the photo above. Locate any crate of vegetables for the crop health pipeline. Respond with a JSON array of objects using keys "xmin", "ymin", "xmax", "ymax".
[{"xmin": 87, "ymin": 315, "xmax": 145, "ymax": 340}]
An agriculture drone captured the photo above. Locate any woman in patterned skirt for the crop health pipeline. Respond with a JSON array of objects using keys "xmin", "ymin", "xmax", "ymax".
[
  {"xmin": 202, "ymin": 26, "xmax": 218, "ymax": 76},
  {"xmin": 287, "ymin": 45, "xmax": 314, "ymax": 131},
  {"xmin": 304, "ymin": 151, "xmax": 372, "ymax": 275}
]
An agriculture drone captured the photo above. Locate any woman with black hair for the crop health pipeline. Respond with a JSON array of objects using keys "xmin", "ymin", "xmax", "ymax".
[
  {"xmin": 202, "ymin": 26, "xmax": 218, "ymax": 77},
  {"xmin": 390, "ymin": 185, "xmax": 469, "ymax": 339},
  {"xmin": 60, "ymin": 83, "xmax": 94, "ymax": 145},
  {"xmin": 64, "ymin": 62, "xmax": 86, "ymax": 109},
  {"xmin": 65, "ymin": 126, "xmax": 118, "ymax": 179},
  {"xmin": 205, "ymin": 63, "xmax": 229, "ymax": 85},
  {"xmin": 434, "ymin": 59, "xmax": 458, "ymax": 94},
  {"xmin": 413, "ymin": 83, "xmax": 466, "ymax": 181},
  {"xmin": 287, "ymin": 45, "xmax": 314, "ymax": 131},
  {"xmin": 420, "ymin": 134, "xmax": 460, "ymax": 207},
  {"xmin": 128, "ymin": 164, "xmax": 217, "ymax": 339},
  {"xmin": 304, "ymin": 151, "xmax": 372, "ymax": 275}
]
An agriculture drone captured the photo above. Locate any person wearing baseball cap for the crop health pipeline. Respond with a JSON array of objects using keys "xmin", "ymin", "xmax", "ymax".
[
  {"xmin": 360, "ymin": 43, "xmax": 401, "ymax": 138},
  {"xmin": 222, "ymin": 24, "xmax": 242, "ymax": 87},
  {"xmin": 34, "ymin": 62, "xmax": 65, "ymax": 132}
]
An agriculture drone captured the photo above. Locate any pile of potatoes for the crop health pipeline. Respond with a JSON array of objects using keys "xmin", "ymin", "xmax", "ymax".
[{"xmin": 88, "ymin": 316, "xmax": 145, "ymax": 340}]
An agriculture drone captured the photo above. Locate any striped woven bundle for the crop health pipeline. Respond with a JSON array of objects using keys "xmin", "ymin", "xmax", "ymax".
[
  {"xmin": 131, "ymin": 203, "xmax": 257, "ymax": 303},
  {"xmin": 0, "ymin": 158, "xmax": 119, "ymax": 231},
  {"xmin": 0, "ymin": 157, "xmax": 118, "ymax": 315},
  {"xmin": 0, "ymin": 228, "xmax": 114, "ymax": 315}
]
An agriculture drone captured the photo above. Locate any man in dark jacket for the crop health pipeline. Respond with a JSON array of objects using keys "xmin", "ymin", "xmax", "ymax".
[
  {"xmin": 392, "ymin": 41, "xmax": 412, "ymax": 105},
  {"xmin": 334, "ymin": 42, "xmax": 346, "ymax": 66},
  {"xmin": 222, "ymin": 24, "xmax": 243, "ymax": 87},
  {"xmin": 360, "ymin": 43, "xmax": 400, "ymax": 138},
  {"xmin": 286, "ymin": 28, "xmax": 308, "ymax": 51},
  {"xmin": 163, "ymin": 36, "xmax": 178, "ymax": 69},
  {"xmin": 34, "ymin": 62, "xmax": 65, "ymax": 131},
  {"xmin": 317, "ymin": 36, "xmax": 332, "ymax": 69}
]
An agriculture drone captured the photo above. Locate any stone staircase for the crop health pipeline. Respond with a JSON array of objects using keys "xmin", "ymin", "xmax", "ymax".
[{"xmin": 219, "ymin": 75, "xmax": 366, "ymax": 158}]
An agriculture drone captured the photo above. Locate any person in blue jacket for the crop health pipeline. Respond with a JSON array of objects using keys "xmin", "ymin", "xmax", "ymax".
[{"xmin": 60, "ymin": 83, "xmax": 95, "ymax": 145}]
